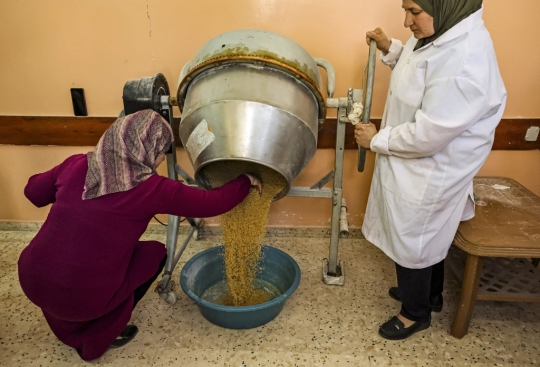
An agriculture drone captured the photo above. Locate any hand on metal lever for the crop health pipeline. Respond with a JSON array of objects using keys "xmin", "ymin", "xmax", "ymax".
[
  {"xmin": 354, "ymin": 122, "xmax": 378, "ymax": 149},
  {"xmin": 244, "ymin": 173, "xmax": 263, "ymax": 195},
  {"xmin": 366, "ymin": 28, "xmax": 391, "ymax": 55}
]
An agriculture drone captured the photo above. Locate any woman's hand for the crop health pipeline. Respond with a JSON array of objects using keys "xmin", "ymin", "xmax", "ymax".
[
  {"xmin": 243, "ymin": 173, "xmax": 262, "ymax": 194},
  {"xmin": 355, "ymin": 123, "xmax": 378, "ymax": 149},
  {"xmin": 366, "ymin": 28, "xmax": 391, "ymax": 55}
]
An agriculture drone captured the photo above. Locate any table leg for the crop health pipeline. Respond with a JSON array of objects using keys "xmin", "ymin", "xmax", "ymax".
[{"xmin": 450, "ymin": 254, "xmax": 483, "ymax": 338}]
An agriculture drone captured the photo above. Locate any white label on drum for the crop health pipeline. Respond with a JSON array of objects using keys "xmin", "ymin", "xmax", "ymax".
[{"xmin": 185, "ymin": 119, "xmax": 215, "ymax": 162}]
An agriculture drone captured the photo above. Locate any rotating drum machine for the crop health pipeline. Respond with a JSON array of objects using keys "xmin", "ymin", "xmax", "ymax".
[{"xmin": 120, "ymin": 30, "xmax": 377, "ymax": 304}]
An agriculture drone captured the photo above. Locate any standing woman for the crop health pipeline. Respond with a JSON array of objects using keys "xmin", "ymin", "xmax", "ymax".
[
  {"xmin": 18, "ymin": 109, "xmax": 261, "ymax": 360},
  {"xmin": 355, "ymin": 0, "xmax": 506, "ymax": 340}
]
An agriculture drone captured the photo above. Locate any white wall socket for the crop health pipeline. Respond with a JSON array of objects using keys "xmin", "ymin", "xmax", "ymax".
[{"xmin": 525, "ymin": 126, "xmax": 539, "ymax": 142}]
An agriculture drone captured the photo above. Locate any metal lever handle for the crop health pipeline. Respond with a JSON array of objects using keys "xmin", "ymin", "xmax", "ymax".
[{"xmin": 358, "ymin": 40, "xmax": 377, "ymax": 172}]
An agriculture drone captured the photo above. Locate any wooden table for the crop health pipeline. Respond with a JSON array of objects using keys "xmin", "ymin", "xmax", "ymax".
[{"xmin": 450, "ymin": 177, "xmax": 540, "ymax": 338}]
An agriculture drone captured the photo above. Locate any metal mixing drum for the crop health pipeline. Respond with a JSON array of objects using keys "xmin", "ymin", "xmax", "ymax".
[{"xmin": 176, "ymin": 29, "xmax": 335, "ymax": 199}]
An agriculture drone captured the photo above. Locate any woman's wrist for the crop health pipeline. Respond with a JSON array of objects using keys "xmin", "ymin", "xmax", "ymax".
[{"xmin": 382, "ymin": 40, "xmax": 392, "ymax": 55}]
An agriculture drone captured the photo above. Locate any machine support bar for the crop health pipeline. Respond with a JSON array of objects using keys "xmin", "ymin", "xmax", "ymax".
[
  {"xmin": 358, "ymin": 40, "xmax": 377, "ymax": 172},
  {"xmin": 328, "ymin": 188, "xmax": 344, "ymax": 274},
  {"xmin": 162, "ymin": 103, "xmax": 182, "ymax": 276},
  {"xmin": 165, "ymin": 212, "xmax": 180, "ymax": 273},
  {"xmin": 310, "ymin": 170, "xmax": 335, "ymax": 190},
  {"xmin": 327, "ymin": 106, "xmax": 347, "ymax": 275},
  {"xmin": 287, "ymin": 187, "xmax": 333, "ymax": 198},
  {"xmin": 173, "ymin": 225, "xmax": 198, "ymax": 266},
  {"xmin": 174, "ymin": 163, "xmax": 197, "ymax": 185}
]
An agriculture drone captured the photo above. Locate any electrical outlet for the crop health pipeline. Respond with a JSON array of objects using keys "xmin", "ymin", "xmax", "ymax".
[
  {"xmin": 71, "ymin": 88, "xmax": 88, "ymax": 116},
  {"xmin": 525, "ymin": 126, "xmax": 539, "ymax": 142}
]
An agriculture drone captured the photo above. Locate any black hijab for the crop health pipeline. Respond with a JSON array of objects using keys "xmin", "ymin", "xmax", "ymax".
[{"xmin": 413, "ymin": 0, "xmax": 483, "ymax": 51}]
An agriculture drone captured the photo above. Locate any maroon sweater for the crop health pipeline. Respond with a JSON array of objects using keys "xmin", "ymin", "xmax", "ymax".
[{"xmin": 18, "ymin": 154, "xmax": 250, "ymax": 361}]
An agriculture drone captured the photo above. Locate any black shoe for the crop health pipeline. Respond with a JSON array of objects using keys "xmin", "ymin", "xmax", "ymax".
[
  {"xmin": 378, "ymin": 315, "xmax": 431, "ymax": 340},
  {"xmin": 109, "ymin": 325, "xmax": 139, "ymax": 349},
  {"xmin": 388, "ymin": 287, "xmax": 443, "ymax": 313}
]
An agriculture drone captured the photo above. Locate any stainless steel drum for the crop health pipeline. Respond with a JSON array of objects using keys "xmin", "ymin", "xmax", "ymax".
[{"xmin": 176, "ymin": 29, "xmax": 332, "ymax": 199}]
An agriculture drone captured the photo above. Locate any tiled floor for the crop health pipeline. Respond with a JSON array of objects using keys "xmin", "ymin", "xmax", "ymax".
[{"xmin": 1, "ymin": 226, "xmax": 539, "ymax": 366}]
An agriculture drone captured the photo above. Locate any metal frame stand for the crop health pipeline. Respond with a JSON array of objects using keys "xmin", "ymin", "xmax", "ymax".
[
  {"xmin": 154, "ymin": 97, "xmax": 203, "ymax": 305},
  {"xmin": 288, "ymin": 90, "xmax": 361, "ymax": 285},
  {"xmin": 121, "ymin": 41, "xmax": 376, "ymax": 301},
  {"xmin": 288, "ymin": 40, "xmax": 377, "ymax": 285}
]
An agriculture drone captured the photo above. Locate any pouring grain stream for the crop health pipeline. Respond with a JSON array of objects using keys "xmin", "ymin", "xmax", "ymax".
[{"xmin": 206, "ymin": 162, "xmax": 287, "ymax": 306}]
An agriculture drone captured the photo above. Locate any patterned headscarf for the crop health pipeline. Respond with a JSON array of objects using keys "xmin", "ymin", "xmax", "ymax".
[
  {"xmin": 413, "ymin": 0, "xmax": 483, "ymax": 51},
  {"xmin": 83, "ymin": 109, "xmax": 174, "ymax": 200}
]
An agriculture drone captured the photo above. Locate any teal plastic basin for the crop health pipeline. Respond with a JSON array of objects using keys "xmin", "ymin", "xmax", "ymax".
[{"xmin": 180, "ymin": 245, "xmax": 301, "ymax": 329}]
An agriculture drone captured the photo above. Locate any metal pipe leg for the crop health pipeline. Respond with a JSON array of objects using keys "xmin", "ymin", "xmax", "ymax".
[
  {"xmin": 323, "ymin": 106, "xmax": 346, "ymax": 285},
  {"xmin": 155, "ymin": 137, "xmax": 181, "ymax": 305},
  {"xmin": 173, "ymin": 225, "xmax": 198, "ymax": 265},
  {"xmin": 164, "ymin": 214, "xmax": 180, "ymax": 274},
  {"xmin": 328, "ymin": 188, "xmax": 343, "ymax": 274},
  {"xmin": 155, "ymin": 214, "xmax": 181, "ymax": 304}
]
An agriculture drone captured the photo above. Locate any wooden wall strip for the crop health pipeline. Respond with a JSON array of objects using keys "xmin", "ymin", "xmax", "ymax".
[
  {"xmin": 492, "ymin": 119, "xmax": 540, "ymax": 150},
  {"xmin": 0, "ymin": 116, "xmax": 113, "ymax": 147},
  {"xmin": 318, "ymin": 118, "xmax": 540, "ymax": 150},
  {"xmin": 0, "ymin": 116, "xmax": 182, "ymax": 148},
  {"xmin": 0, "ymin": 116, "xmax": 538, "ymax": 150}
]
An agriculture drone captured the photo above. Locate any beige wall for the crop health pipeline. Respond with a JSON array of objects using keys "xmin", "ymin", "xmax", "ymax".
[{"xmin": 1, "ymin": 0, "xmax": 539, "ymax": 226}]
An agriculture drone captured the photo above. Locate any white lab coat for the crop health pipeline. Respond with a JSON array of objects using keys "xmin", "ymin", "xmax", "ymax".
[{"xmin": 362, "ymin": 8, "xmax": 507, "ymax": 269}]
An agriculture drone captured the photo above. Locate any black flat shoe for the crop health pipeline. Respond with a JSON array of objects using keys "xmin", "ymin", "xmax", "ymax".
[
  {"xmin": 109, "ymin": 325, "xmax": 139, "ymax": 349},
  {"xmin": 388, "ymin": 287, "xmax": 443, "ymax": 313},
  {"xmin": 378, "ymin": 315, "xmax": 431, "ymax": 340}
]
